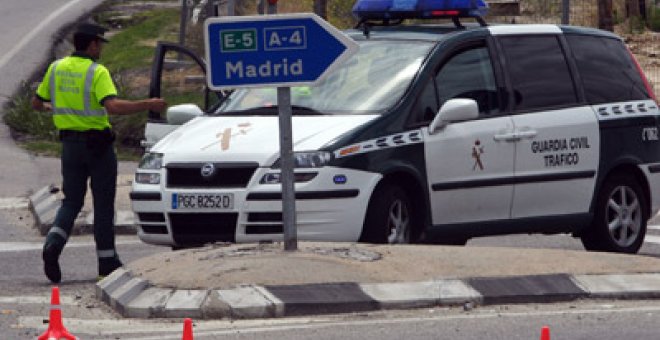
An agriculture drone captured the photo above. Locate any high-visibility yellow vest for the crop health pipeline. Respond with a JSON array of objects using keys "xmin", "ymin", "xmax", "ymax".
[{"xmin": 36, "ymin": 55, "xmax": 117, "ymax": 131}]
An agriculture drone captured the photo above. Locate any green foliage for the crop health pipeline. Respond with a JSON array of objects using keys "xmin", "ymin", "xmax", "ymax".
[
  {"xmin": 21, "ymin": 140, "xmax": 61, "ymax": 158},
  {"xmin": 163, "ymin": 91, "xmax": 207, "ymax": 108},
  {"xmin": 110, "ymin": 112, "xmax": 148, "ymax": 149},
  {"xmin": 2, "ymin": 83, "xmax": 58, "ymax": 141},
  {"xmin": 621, "ymin": 12, "xmax": 647, "ymax": 34},
  {"xmin": 613, "ymin": 8, "xmax": 624, "ymax": 26},
  {"xmin": 21, "ymin": 139, "xmax": 140, "ymax": 161},
  {"xmin": 649, "ymin": 6, "xmax": 660, "ymax": 32},
  {"xmin": 328, "ymin": 0, "xmax": 358, "ymax": 29},
  {"xmin": 98, "ymin": 8, "xmax": 180, "ymax": 73}
]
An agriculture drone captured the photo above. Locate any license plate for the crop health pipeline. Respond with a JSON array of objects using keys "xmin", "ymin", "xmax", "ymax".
[{"xmin": 171, "ymin": 193, "xmax": 234, "ymax": 210}]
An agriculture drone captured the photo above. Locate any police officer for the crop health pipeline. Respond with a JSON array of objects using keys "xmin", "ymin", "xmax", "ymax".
[{"xmin": 31, "ymin": 23, "xmax": 167, "ymax": 283}]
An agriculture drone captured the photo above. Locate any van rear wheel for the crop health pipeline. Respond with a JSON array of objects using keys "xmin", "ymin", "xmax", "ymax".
[
  {"xmin": 581, "ymin": 175, "xmax": 646, "ymax": 254},
  {"xmin": 360, "ymin": 183, "xmax": 412, "ymax": 244}
]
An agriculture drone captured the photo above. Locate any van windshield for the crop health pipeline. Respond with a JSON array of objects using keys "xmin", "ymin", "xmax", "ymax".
[{"xmin": 214, "ymin": 40, "xmax": 433, "ymax": 115}]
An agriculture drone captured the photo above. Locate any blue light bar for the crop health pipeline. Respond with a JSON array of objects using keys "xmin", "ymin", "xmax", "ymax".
[{"xmin": 353, "ymin": 0, "xmax": 489, "ymax": 20}]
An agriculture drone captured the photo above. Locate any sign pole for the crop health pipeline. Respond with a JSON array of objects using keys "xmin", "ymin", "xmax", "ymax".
[
  {"xmin": 179, "ymin": 0, "xmax": 190, "ymax": 49},
  {"xmin": 277, "ymin": 87, "xmax": 297, "ymax": 251}
]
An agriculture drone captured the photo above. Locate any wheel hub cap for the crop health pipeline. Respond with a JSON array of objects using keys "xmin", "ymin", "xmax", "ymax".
[
  {"xmin": 387, "ymin": 199, "xmax": 410, "ymax": 244},
  {"xmin": 607, "ymin": 185, "xmax": 641, "ymax": 248}
]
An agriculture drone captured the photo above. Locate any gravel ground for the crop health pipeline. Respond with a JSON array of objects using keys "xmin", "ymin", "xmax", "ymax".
[{"xmin": 128, "ymin": 241, "xmax": 660, "ymax": 289}]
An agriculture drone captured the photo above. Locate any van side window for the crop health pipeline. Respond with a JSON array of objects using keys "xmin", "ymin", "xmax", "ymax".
[
  {"xmin": 566, "ymin": 35, "xmax": 650, "ymax": 104},
  {"xmin": 434, "ymin": 46, "xmax": 500, "ymax": 117},
  {"xmin": 499, "ymin": 36, "xmax": 578, "ymax": 112}
]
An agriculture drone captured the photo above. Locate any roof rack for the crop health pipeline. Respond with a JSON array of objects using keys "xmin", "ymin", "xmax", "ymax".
[
  {"xmin": 354, "ymin": 16, "xmax": 487, "ymax": 37},
  {"xmin": 354, "ymin": 18, "xmax": 403, "ymax": 38},
  {"xmin": 454, "ymin": 15, "xmax": 488, "ymax": 28}
]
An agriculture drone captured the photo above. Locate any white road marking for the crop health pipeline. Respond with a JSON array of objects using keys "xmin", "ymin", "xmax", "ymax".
[
  {"xmin": 17, "ymin": 305, "xmax": 660, "ymax": 338},
  {"xmin": 0, "ymin": 240, "xmax": 142, "ymax": 253},
  {"xmin": 18, "ymin": 315, "xmax": 323, "ymax": 337},
  {"xmin": 0, "ymin": 295, "xmax": 75, "ymax": 305},
  {"xmin": 0, "ymin": 0, "xmax": 88, "ymax": 70},
  {"xmin": 648, "ymin": 225, "xmax": 660, "ymax": 232},
  {"xmin": 0, "ymin": 197, "xmax": 29, "ymax": 209},
  {"xmin": 645, "ymin": 225, "xmax": 660, "ymax": 245},
  {"xmin": 645, "ymin": 235, "xmax": 660, "ymax": 245}
]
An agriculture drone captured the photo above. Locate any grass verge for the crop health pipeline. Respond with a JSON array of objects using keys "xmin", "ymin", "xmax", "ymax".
[
  {"xmin": 650, "ymin": 6, "xmax": 660, "ymax": 32},
  {"xmin": 20, "ymin": 140, "xmax": 144, "ymax": 161},
  {"xmin": 98, "ymin": 8, "xmax": 180, "ymax": 73}
]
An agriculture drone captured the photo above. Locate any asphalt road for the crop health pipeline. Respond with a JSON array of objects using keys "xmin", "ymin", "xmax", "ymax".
[{"xmin": 0, "ymin": 0, "xmax": 107, "ymax": 108}]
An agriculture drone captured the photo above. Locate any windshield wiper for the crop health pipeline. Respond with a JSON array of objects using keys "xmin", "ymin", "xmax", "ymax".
[{"xmin": 213, "ymin": 105, "xmax": 323, "ymax": 116}]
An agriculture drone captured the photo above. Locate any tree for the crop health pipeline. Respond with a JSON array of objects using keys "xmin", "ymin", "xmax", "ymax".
[
  {"xmin": 626, "ymin": 0, "xmax": 641, "ymax": 17},
  {"xmin": 627, "ymin": 0, "xmax": 648, "ymax": 21},
  {"xmin": 598, "ymin": 0, "xmax": 614, "ymax": 31},
  {"xmin": 639, "ymin": 0, "xmax": 647, "ymax": 21},
  {"xmin": 624, "ymin": 0, "xmax": 649, "ymax": 30},
  {"xmin": 314, "ymin": 0, "xmax": 328, "ymax": 19},
  {"xmin": 234, "ymin": 0, "xmax": 251, "ymax": 16}
]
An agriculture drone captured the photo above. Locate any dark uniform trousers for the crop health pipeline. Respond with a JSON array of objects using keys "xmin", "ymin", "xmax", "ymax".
[{"xmin": 44, "ymin": 130, "xmax": 121, "ymax": 274}]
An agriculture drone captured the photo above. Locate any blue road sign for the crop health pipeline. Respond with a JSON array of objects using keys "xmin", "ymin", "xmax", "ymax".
[{"xmin": 204, "ymin": 13, "xmax": 359, "ymax": 89}]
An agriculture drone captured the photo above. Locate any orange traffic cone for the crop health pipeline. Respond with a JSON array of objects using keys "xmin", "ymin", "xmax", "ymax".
[
  {"xmin": 540, "ymin": 325, "xmax": 551, "ymax": 340},
  {"xmin": 182, "ymin": 318, "xmax": 194, "ymax": 340},
  {"xmin": 38, "ymin": 286, "xmax": 77, "ymax": 340}
]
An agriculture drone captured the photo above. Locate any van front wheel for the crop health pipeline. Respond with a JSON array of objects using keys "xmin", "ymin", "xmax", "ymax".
[{"xmin": 360, "ymin": 183, "xmax": 412, "ymax": 244}]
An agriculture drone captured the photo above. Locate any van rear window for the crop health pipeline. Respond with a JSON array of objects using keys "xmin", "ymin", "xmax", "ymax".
[{"xmin": 566, "ymin": 35, "xmax": 650, "ymax": 104}]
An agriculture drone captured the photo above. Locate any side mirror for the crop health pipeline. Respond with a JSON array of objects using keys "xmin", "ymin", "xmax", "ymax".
[
  {"xmin": 428, "ymin": 99, "xmax": 479, "ymax": 134},
  {"xmin": 166, "ymin": 104, "xmax": 203, "ymax": 125}
]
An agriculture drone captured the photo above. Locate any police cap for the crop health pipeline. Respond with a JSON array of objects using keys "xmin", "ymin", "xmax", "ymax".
[{"xmin": 75, "ymin": 23, "xmax": 109, "ymax": 43}]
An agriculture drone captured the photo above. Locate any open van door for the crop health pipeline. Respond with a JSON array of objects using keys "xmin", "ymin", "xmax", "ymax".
[{"xmin": 142, "ymin": 41, "xmax": 226, "ymax": 150}]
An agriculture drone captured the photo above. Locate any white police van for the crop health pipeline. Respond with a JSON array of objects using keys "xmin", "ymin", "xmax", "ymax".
[{"xmin": 131, "ymin": 0, "xmax": 660, "ymax": 253}]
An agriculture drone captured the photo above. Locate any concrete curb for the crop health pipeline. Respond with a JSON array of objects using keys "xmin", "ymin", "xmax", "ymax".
[
  {"xmin": 28, "ymin": 184, "xmax": 137, "ymax": 235},
  {"xmin": 96, "ymin": 269, "xmax": 660, "ymax": 319},
  {"xmin": 29, "ymin": 184, "xmax": 60, "ymax": 235}
]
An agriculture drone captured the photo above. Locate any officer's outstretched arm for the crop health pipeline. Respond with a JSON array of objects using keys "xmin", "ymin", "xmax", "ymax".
[
  {"xmin": 104, "ymin": 97, "xmax": 167, "ymax": 116},
  {"xmin": 32, "ymin": 96, "xmax": 46, "ymax": 111},
  {"xmin": 31, "ymin": 96, "xmax": 48, "ymax": 112}
]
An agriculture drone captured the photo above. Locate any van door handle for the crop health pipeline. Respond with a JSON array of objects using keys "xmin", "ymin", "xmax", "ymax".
[
  {"xmin": 493, "ymin": 133, "xmax": 519, "ymax": 142},
  {"xmin": 516, "ymin": 130, "xmax": 538, "ymax": 139}
]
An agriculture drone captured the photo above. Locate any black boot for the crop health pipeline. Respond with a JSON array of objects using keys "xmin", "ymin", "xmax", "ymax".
[
  {"xmin": 42, "ymin": 241, "xmax": 63, "ymax": 284},
  {"xmin": 98, "ymin": 256, "xmax": 123, "ymax": 278}
]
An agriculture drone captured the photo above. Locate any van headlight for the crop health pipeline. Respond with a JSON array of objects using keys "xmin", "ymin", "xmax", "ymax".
[
  {"xmin": 138, "ymin": 153, "xmax": 163, "ymax": 170},
  {"xmin": 272, "ymin": 151, "xmax": 333, "ymax": 168},
  {"xmin": 260, "ymin": 172, "xmax": 318, "ymax": 184}
]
